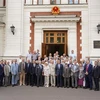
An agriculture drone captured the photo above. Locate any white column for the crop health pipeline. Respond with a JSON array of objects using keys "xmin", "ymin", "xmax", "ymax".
[
  {"xmin": 0, "ymin": 24, "xmax": 5, "ymax": 59},
  {"xmin": 0, "ymin": 0, "xmax": 3, "ymax": 7},
  {"xmin": 4, "ymin": 0, "xmax": 24, "ymax": 56}
]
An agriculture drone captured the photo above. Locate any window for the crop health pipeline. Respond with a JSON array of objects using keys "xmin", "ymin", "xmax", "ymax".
[
  {"xmin": 50, "ymin": 0, "xmax": 61, "ymax": 4},
  {"xmin": 44, "ymin": 32, "xmax": 66, "ymax": 44},
  {"xmin": 56, "ymin": 0, "xmax": 61, "ymax": 4},
  {"xmin": 50, "ymin": 0, "xmax": 56, "ymax": 4},
  {"xmin": 74, "ymin": 0, "xmax": 79, "ymax": 4},
  {"xmin": 69, "ymin": 0, "xmax": 73, "ymax": 4},
  {"xmin": 38, "ymin": 0, "xmax": 43, "ymax": 4}
]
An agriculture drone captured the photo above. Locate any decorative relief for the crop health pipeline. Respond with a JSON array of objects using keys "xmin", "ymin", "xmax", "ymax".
[{"xmin": 51, "ymin": 6, "xmax": 60, "ymax": 15}]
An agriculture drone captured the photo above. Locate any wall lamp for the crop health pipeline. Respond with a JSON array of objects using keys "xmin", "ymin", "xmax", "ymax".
[
  {"xmin": 10, "ymin": 25, "xmax": 15, "ymax": 35},
  {"xmin": 97, "ymin": 24, "xmax": 100, "ymax": 34}
]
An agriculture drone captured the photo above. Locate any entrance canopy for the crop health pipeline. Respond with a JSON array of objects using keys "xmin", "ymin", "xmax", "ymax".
[{"xmin": 31, "ymin": 15, "xmax": 80, "ymax": 22}]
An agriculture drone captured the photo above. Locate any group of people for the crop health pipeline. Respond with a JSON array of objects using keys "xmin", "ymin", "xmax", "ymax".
[{"xmin": 0, "ymin": 50, "xmax": 100, "ymax": 91}]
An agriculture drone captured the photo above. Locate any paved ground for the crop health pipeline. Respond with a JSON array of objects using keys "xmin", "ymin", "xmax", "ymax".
[{"xmin": 0, "ymin": 86, "xmax": 100, "ymax": 100}]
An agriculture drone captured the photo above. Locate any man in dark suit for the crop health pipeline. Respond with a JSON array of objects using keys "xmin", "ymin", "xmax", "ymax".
[
  {"xmin": 55, "ymin": 59, "xmax": 63, "ymax": 87},
  {"xmin": 93, "ymin": 61, "xmax": 100, "ymax": 91},
  {"xmin": 0, "ymin": 60, "xmax": 4, "ymax": 86},
  {"xmin": 25, "ymin": 60, "xmax": 31, "ymax": 86},
  {"xmin": 84, "ymin": 60, "xmax": 93, "ymax": 90},
  {"xmin": 30, "ymin": 60, "xmax": 36, "ymax": 86},
  {"xmin": 35, "ymin": 61, "xmax": 43, "ymax": 87}
]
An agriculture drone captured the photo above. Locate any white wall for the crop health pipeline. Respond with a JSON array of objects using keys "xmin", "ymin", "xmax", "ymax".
[
  {"xmin": 88, "ymin": 0, "xmax": 100, "ymax": 57},
  {"xmin": 81, "ymin": 10, "xmax": 89, "ymax": 59},
  {"xmin": 4, "ymin": 0, "xmax": 24, "ymax": 56}
]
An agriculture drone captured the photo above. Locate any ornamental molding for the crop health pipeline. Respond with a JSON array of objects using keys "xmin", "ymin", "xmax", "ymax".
[{"xmin": 31, "ymin": 15, "xmax": 80, "ymax": 22}]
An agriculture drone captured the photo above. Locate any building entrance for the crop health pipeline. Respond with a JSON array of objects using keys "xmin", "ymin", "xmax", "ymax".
[{"xmin": 42, "ymin": 31, "xmax": 68, "ymax": 57}]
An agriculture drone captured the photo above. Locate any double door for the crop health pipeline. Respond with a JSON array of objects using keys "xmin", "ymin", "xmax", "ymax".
[{"xmin": 42, "ymin": 31, "xmax": 68, "ymax": 57}]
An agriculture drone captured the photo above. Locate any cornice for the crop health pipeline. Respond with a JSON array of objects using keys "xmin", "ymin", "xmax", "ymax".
[
  {"xmin": 31, "ymin": 15, "xmax": 80, "ymax": 22},
  {"xmin": 24, "ymin": 4, "xmax": 88, "ymax": 9}
]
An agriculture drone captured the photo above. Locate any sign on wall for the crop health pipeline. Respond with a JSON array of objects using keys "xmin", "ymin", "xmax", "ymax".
[{"xmin": 94, "ymin": 41, "xmax": 100, "ymax": 48}]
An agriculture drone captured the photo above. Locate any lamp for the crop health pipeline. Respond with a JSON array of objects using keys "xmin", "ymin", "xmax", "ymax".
[
  {"xmin": 97, "ymin": 24, "xmax": 100, "ymax": 34},
  {"xmin": 10, "ymin": 25, "xmax": 15, "ymax": 35}
]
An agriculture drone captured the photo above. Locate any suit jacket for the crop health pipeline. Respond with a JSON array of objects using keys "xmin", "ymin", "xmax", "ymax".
[
  {"xmin": 63, "ymin": 65, "xmax": 71, "ymax": 78},
  {"xmin": 0, "ymin": 64, "xmax": 4, "ymax": 76},
  {"xmin": 93, "ymin": 66, "xmax": 100, "ymax": 78},
  {"xmin": 18, "ymin": 62, "xmax": 27, "ymax": 73},
  {"xmin": 30, "ymin": 63, "xmax": 36, "ymax": 74},
  {"xmin": 25, "ymin": 63, "xmax": 31, "ymax": 74},
  {"xmin": 84, "ymin": 64, "xmax": 93, "ymax": 76},
  {"xmin": 55, "ymin": 64, "xmax": 63, "ymax": 76},
  {"xmin": 71, "ymin": 64, "xmax": 79, "ymax": 77},
  {"xmin": 11, "ymin": 63, "xmax": 18, "ymax": 75},
  {"xmin": 35, "ymin": 64, "xmax": 43, "ymax": 76},
  {"xmin": 4, "ymin": 65, "xmax": 10, "ymax": 76}
]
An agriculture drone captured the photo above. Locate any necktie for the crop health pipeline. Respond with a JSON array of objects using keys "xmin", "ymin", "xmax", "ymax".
[
  {"xmin": 23, "ymin": 63, "xmax": 25, "ymax": 70},
  {"xmin": 86, "ymin": 65, "xmax": 88, "ymax": 72}
]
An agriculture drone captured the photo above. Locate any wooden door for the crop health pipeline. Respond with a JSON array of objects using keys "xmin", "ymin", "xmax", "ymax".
[
  {"xmin": 43, "ymin": 31, "xmax": 68, "ymax": 56},
  {"xmin": 41, "ymin": 43, "xmax": 46, "ymax": 58}
]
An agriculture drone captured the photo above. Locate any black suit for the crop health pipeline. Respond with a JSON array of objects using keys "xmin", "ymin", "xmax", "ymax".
[
  {"xmin": 25, "ymin": 62, "xmax": 31, "ymax": 85},
  {"xmin": 30, "ymin": 63, "xmax": 36, "ymax": 86},
  {"xmin": 35, "ymin": 64, "xmax": 43, "ymax": 87},
  {"xmin": 93, "ymin": 66, "xmax": 100, "ymax": 90},
  {"xmin": 0, "ymin": 64, "xmax": 4, "ymax": 86}
]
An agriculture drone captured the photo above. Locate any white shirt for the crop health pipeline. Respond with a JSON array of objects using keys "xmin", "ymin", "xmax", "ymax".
[
  {"xmin": 74, "ymin": 65, "xmax": 77, "ymax": 72},
  {"xmin": 69, "ymin": 53, "xmax": 76, "ymax": 60},
  {"xmin": 26, "ymin": 53, "xmax": 32, "ymax": 62},
  {"xmin": 17, "ymin": 58, "xmax": 22, "ymax": 64}
]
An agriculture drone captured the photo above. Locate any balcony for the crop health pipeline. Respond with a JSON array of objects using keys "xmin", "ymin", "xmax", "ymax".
[{"xmin": 24, "ymin": 0, "xmax": 88, "ymax": 5}]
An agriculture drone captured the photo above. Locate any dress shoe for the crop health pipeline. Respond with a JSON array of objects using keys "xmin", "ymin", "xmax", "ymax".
[
  {"xmin": 89, "ymin": 88, "xmax": 92, "ymax": 90},
  {"xmin": 75, "ymin": 87, "xmax": 78, "ymax": 89}
]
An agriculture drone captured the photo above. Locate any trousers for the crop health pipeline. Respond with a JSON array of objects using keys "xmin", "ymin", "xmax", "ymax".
[
  {"xmin": 12, "ymin": 75, "xmax": 17, "ymax": 85},
  {"xmin": 51, "ymin": 75, "xmax": 55, "ymax": 86},
  {"xmin": 20, "ymin": 72, "xmax": 25, "ymax": 85}
]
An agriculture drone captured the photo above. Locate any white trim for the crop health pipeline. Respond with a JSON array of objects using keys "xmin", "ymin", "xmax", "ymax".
[
  {"xmin": 42, "ymin": 28, "xmax": 68, "ymax": 31},
  {"xmin": 35, "ymin": 15, "xmax": 76, "ymax": 18},
  {"xmin": 31, "ymin": 16, "xmax": 80, "ymax": 22}
]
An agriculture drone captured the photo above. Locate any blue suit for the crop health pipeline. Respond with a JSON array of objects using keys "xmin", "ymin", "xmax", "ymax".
[
  {"xmin": 55, "ymin": 64, "xmax": 63, "ymax": 87},
  {"xmin": 11, "ymin": 63, "xmax": 18, "ymax": 85},
  {"xmin": 84, "ymin": 64, "xmax": 93, "ymax": 89}
]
